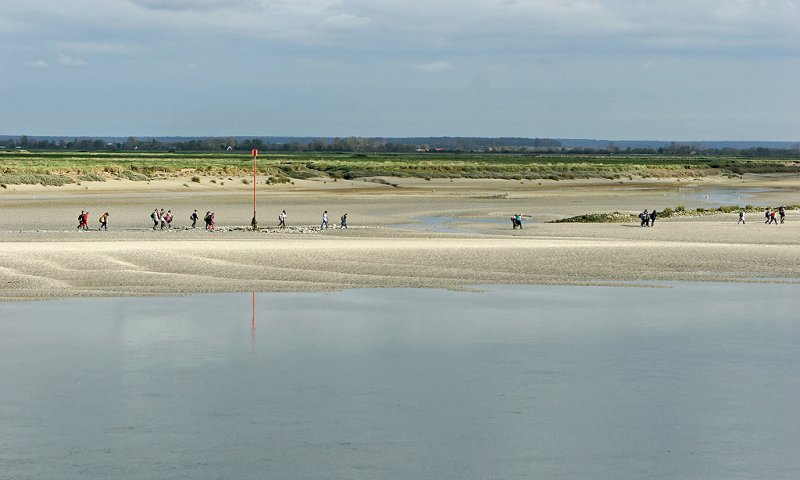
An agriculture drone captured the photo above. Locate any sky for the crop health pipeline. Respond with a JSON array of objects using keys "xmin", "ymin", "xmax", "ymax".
[{"xmin": 1, "ymin": 0, "xmax": 798, "ymax": 140}]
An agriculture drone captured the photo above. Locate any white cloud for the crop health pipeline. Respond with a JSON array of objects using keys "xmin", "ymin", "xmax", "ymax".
[
  {"xmin": 3, "ymin": 0, "xmax": 797, "ymax": 53},
  {"xmin": 58, "ymin": 53, "xmax": 88, "ymax": 66},
  {"xmin": 27, "ymin": 60, "xmax": 48, "ymax": 68}
]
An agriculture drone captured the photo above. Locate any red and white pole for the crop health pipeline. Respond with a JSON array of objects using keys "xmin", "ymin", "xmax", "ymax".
[{"xmin": 251, "ymin": 148, "xmax": 258, "ymax": 229}]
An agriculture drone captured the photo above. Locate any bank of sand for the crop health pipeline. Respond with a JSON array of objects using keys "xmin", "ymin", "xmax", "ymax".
[{"xmin": 1, "ymin": 174, "xmax": 799, "ymax": 300}]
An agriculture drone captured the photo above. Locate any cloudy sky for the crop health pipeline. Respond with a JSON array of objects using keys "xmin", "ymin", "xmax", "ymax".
[{"xmin": 1, "ymin": 0, "xmax": 798, "ymax": 140}]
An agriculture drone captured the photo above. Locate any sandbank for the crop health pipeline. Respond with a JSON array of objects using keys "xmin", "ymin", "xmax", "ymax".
[{"xmin": 1, "ymin": 174, "xmax": 798, "ymax": 300}]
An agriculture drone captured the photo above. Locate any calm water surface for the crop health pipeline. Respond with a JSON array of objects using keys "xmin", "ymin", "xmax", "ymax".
[{"xmin": 1, "ymin": 284, "xmax": 799, "ymax": 480}]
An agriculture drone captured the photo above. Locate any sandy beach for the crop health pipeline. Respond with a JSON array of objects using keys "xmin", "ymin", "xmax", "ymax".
[{"xmin": 1, "ymin": 173, "xmax": 799, "ymax": 300}]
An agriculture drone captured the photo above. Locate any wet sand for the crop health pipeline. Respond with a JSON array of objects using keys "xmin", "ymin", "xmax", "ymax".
[{"xmin": 1, "ymin": 174, "xmax": 799, "ymax": 300}]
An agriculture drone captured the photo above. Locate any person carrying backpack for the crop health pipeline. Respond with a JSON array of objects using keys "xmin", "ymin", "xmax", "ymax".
[
  {"xmin": 340, "ymin": 213, "xmax": 348, "ymax": 229},
  {"xmin": 98, "ymin": 212, "xmax": 109, "ymax": 231}
]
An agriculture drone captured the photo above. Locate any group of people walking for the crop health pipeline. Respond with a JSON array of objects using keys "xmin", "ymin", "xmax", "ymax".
[
  {"xmin": 74, "ymin": 205, "xmax": 791, "ymax": 231},
  {"xmin": 150, "ymin": 208, "xmax": 216, "ymax": 230},
  {"xmin": 150, "ymin": 209, "xmax": 175, "ymax": 230},
  {"xmin": 763, "ymin": 206, "xmax": 786, "ymax": 225},
  {"xmin": 77, "ymin": 210, "xmax": 110, "ymax": 231},
  {"xmin": 75, "ymin": 208, "xmax": 353, "ymax": 231}
]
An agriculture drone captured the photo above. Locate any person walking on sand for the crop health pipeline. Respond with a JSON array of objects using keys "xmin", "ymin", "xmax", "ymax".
[
  {"xmin": 738, "ymin": 210, "xmax": 746, "ymax": 224},
  {"xmin": 649, "ymin": 209, "xmax": 657, "ymax": 227},
  {"xmin": 204, "ymin": 211, "xmax": 211, "ymax": 230},
  {"xmin": 515, "ymin": 213, "xmax": 523, "ymax": 229},
  {"xmin": 98, "ymin": 212, "xmax": 109, "ymax": 231},
  {"xmin": 770, "ymin": 209, "xmax": 778, "ymax": 225},
  {"xmin": 765, "ymin": 208, "xmax": 771, "ymax": 224},
  {"xmin": 83, "ymin": 211, "xmax": 89, "ymax": 230},
  {"xmin": 209, "ymin": 212, "xmax": 216, "ymax": 231},
  {"xmin": 340, "ymin": 213, "xmax": 348, "ymax": 229},
  {"xmin": 78, "ymin": 210, "xmax": 85, "ymax": 230},
  {"xmin": 321, "ymin": 210, "xmax": 329, "ymax": 229},
  {"xmin": 278, "ymin": 210, "xmax": 287, "ymax": 228},
  {"xmin": 190, "ymin": 209, "xmax": 199, "ymax": 228},
  {"xmin": 159, "ymin": 209, "xmax": 166, "ymax": 230},
  {"xmin": 779, "ymin": 206, "xmax": 786, "ymax": 224},
  {"xmin": 165, "ymin": 210, "xmax": 173, "ymax": 230},
  {"xmin": 151, "ymin": 209, "xmax": 160, "ymax": 230}
]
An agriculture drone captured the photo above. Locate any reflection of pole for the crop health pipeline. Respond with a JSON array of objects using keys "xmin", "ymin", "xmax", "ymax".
[
  {"xmin": 250, "ymin": 149, "xmax": 258, "ymax": 229},
  {"xmin": 252, "ymin": 291, "xmax": 257, "ymax": 339}
]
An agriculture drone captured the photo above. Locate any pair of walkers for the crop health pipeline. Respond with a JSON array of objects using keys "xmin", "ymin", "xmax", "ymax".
[
  {"xmin": 76, "ymin": 210, "xmax": 90, "ymax": 230},
  {"xmin": 320, "ymin": 211, "xmax": 348, "ymax": 229},
  {"xmin": 640, "ymin": 209, "xmax": 657, "ymax": 227},
  {"xmin": 203, "ymin": 211, "xmax": 216, "ymax": 230},
  {"xmin": 189, "ymin": 209, "xmax": 216, "ymax": 230}
]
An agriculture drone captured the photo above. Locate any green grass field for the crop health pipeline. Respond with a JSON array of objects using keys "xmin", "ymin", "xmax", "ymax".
[{"xmin": 1, "ymin": 150, "xmax": 799, "ymax": 186}]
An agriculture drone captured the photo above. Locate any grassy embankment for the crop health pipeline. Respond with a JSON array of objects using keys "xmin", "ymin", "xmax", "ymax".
[
  {"xmin": 551, "ymin": 205, "xmax": 800, "ymax": 223},
  {"xmin": 1, "ymin": 150, "xmax": 800, "ymax": 188}
]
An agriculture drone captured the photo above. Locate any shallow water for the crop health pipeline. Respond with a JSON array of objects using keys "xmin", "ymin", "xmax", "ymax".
[
  {"xmin": 671, "ymin": 186, "xmax": 775, "ymax": 207},
  {"xmin": 396, "ymin": 215, "xmax": 515, "ymax": 233},
  {"xmin": 1, "ymin": 284, "xmax": 799, "ymax": 480}
]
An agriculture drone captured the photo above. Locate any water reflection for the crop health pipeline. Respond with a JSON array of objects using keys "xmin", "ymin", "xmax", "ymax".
[
  {"xmin": 252, "ymin": 291, "xmax": 256, "ymax": 344},
  {"xmin": 1, "ymin": 284, "xmax": 799, "ymax": 480}
]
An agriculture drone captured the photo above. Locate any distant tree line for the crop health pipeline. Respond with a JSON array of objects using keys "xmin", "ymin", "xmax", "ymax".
[{"xmin": 2, "ymin": 135, "xmax": 799, "ymax": 157}]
